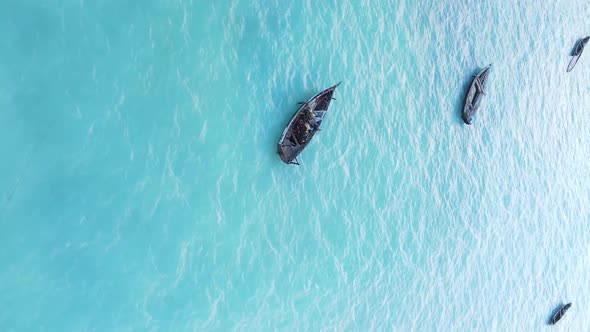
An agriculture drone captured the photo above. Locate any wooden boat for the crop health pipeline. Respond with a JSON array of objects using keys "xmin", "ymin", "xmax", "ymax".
[
  {"xmin": 567, "ymin": 36, "xmax": 589, "ymax": 72},
  {"xmin": 549, "ymin": 302, "xmax": 571, "ymax": 325},
  {"xmin": 462, "ymin": 64, "xmax": 492, "ymax": 125},
  {"xmin": 277, "ymin": 83, "xmax": 340, "ymax": 165}
]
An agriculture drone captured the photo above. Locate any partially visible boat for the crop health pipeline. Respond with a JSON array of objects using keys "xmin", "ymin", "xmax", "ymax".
[
  {"xmin": 567, "ymin": 36, "xmax": 589, "ymax": 72},
  {"xmin": 549, "ymin": 302, "xmax": 572, "ymax": 325},
  {"xmin": 277, "ymin": 82, "xmax": 341, "ymax": 165},
  {"xmin": 462, "ymin": 64, "xmax": 492, "ymax": 125}
]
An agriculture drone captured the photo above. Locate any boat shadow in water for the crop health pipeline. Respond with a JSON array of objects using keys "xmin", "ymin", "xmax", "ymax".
[{"xmin": 453, "ymin": 68, "xmax": 485, "ymax": 125}]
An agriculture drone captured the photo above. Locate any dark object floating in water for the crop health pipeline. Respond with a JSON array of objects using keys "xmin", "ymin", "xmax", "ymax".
[
  {"xmin": 567, "ymin": 36, "xmax": 589, "ymax": 72},
  {"xmin": 462, "ymin": 64, "xmax": 492, "ymax": 125},
  {"xmin": 549, "ymin": 302, "xmax": 572, "ymax": 325},
  {"xmin": 277, "ymin": 82, "xmax": 341, "ymax": 165}
]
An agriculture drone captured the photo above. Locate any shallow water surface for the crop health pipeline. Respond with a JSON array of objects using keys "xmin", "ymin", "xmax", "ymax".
[{"xmin": 0, "ymin": 0, "xmax": 589, "ymax": 330}]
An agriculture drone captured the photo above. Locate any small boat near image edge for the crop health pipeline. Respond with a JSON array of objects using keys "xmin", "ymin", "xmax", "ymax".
[
  {"xmin": 277, "ymin": 82, "xmax": 341, "ymax": 165},
  {"xmin": 567, "ymin": 36, "xmax": 589, "ymax": 72},
  {"xmin": 549, "ymin": 302, "xmax": 572, "ymax": 325},
  {"xmin": 462, "ymin": 64, "xmax": 492, "ymax": 125}
]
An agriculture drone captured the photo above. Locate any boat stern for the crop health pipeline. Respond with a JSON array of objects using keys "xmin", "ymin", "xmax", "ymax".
[{"xmin": 461, "ymin": 111, "xmax": 473, "ymax": 125}]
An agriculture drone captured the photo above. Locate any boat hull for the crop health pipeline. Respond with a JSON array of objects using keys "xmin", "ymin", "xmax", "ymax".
[
  {"xmin": 567, "ymin": 36, "xmax": 589, "ymax": 72},
  {"xmin": 549, "ymin": 303, "xmax": 571, "ymax": 325},
  {"xmin": 277, "ymin": 83, "xmax": 340, "ymax": 164},
  {"xmin": 462, "ymin": 64, "xmax": 492, "ymax": 125}
]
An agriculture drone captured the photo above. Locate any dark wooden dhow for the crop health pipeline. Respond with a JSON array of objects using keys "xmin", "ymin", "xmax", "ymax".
[
  {"xmin": 567, "ymin": 36, "xmax": 589, "ymax": 72},
  {"xmin": 462, "ymin": 64, "xmax": 492, "ymax": 125},
  {"xmin": 278, "ymin": 83, "xmax": 340, "ymax": 165},
  {"xmin": 549, "ymin": 302, "xmax": 571, "ymax": 325}
]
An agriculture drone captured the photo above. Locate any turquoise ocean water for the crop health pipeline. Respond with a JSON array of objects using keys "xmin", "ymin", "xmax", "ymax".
[{"xmin": 1, "ymin": 0, "xmax": 590, "ymax": 330}]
